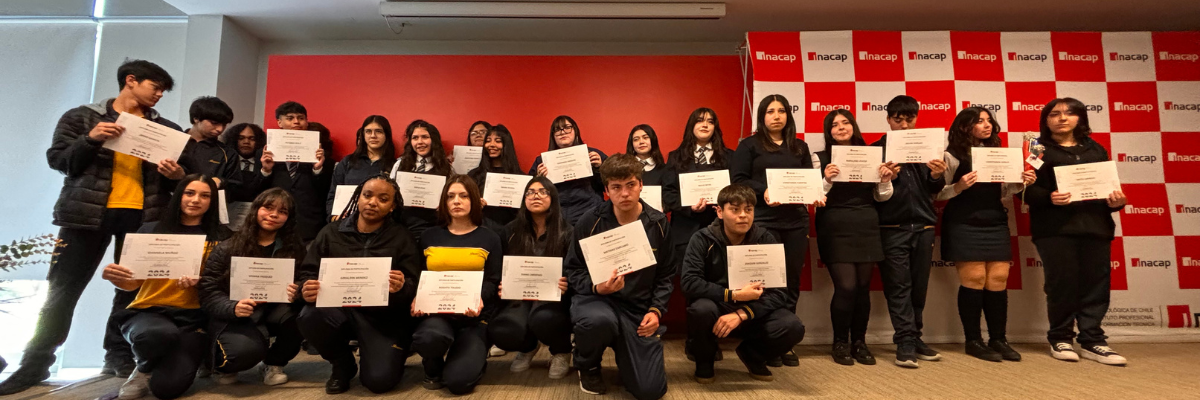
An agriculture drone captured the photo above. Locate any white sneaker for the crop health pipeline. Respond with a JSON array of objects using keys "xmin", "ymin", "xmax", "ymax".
[
  {"xmin": 1080, "ymin": 345, "xmax": 1127, "ymax": 366},
  {"xmin": 548, "ymin": 353, "xmax": 572, "ymax": 379},
  {"xmin": 260, "ymin": 364, "xmax": 289, "ymax": 386},
  {"xmin": 118, "ymin": 370, "xmax": 151, "ymax": 400},
  {"xmin": 1050, "ymin": 342, "xmax": 1079, "ymax": 362},
  {"xmin": 489, "ymin": 345, "xmax": 507, "ymax": 358},
  {"xmin": 212, "ymin": 371, "xmax": 239, "ymax": 385},
  {"xmin": 511, "ymin": 344, "xmax": 540, "ymax": 372}
]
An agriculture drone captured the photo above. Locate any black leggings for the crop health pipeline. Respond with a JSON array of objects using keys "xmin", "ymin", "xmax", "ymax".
[
  {"xmin": 297, "ymin": 306, "xmax": 411, "ymax": 394},
  {"xmin": 488, "ymin": 300, "xmax": 572, "ymax": 354},
  {"xmin": 412, "ymin": 315, "xmax": 489, "ymax": 395},
  {"xmin": 212, "ymin": 304, "xmax": 304, "ymax": 373},
  {"xmin": 828, "ymin": 262, "xmax": 873, "ymax": 343},
  {"xmin": 120, "ymin": 309, "xmax": 206, "ymax": 400}
]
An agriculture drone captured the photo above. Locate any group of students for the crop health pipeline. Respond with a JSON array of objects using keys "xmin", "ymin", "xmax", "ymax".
[{"xmin": 0, "ymin": 58, "xmax": 1128, "ymax": 400}]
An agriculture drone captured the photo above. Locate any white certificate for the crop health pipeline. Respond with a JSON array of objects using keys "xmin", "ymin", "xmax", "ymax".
[
  {"xmin": 726, "ymin": 244, "xmax": 787, "ymax": 289},
  {"xmin": 766, "ymin": 168, "xmax": 823, "ymax": 204},
  {"xmin": 578, "ymin": 221, "xmax": 657, "ymax": 284},
  {"xmin": 395, "ymin": 171, "xmax": 447, "ymax": 209},
  {"xmin": 414, "ymin": 271, "xmax": 485, "ymax": 314},
  {"xmin": 1054, "ymin": 161, "xmax": 1121, "ymax": 202},
  {"xmin": 541, "ymin": 145, "xmax": 593, "ymax": 184},
  {"xmin": 452, "ymin": 146, "xmax": 484, "ymax": 175},
  {"xmin": 971, "ymin": 147, "xmax": 1025, "ymax": 183},
  {"xmin": 266, "ymin": 129, "xmax": 319, "ymax": 163},
  {"xmin": 640, "ymin": 185, "xmax": 663, "ymax": 212},
  {"xmin": 218, "ymin": 190, "xmax": 231, "ymax": 225},
  {"xmin": 330, "ymin": 185, "xmax": 357, "ymax": 216},
  {"xmin": 830, "ymin": 145, "xmax": 883, "ymax": 183},
  {"xmin": 501, "ymin": 256, "xmax": 563, "ymax": 302},
  {"xmin": 482, "ymin": 173, "xmax": 533, "ymax": 209},
  {"xmin": 315, "ymin": 257, "xmax": 391, "ymax": 307},
  {"xmin": 884, "ymin": 128, "xmax": 945, "ymax": 163},
  {"xmin": 230, "ymin": 257, "xmax": 294, "ymax": 303},
  {"xmin": 106, "ymin": 112, "xmax": 189, "ymax": 163},
  {"xmin": 678, "ymin": 170, "xmax": 731, "ymax": 206},
  {"xmin": 119, "ymin": 234, "xmax": 207, "ymax": 279}
]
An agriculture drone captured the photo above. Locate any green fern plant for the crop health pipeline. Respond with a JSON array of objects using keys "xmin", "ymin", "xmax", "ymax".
[{"xmin": 0, "ymin": 234, "xmax": 59, "ymax": 272}]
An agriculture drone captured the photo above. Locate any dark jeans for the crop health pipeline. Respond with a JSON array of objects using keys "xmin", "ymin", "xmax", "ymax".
[
  {"xmin": 571, "ymin": 295, "xmax": 666, "ymax": 400},
  {"xmin": 878, "ymin": 226, "xmax": 935, "ymax": 344},
  {"xmin": 488, "ymin": 300, "xmax": 572, "ymax": 354},
  {"xmin": 21, "ymin": 209, "xmax": 142, "ymax": 368},
  {"xmin": 685, "ymin": 298, "xmax": 805, "ymax": 364},
  {"xmin": 212, "ymin": 304, "xmax": 303, "ymax": 373},
  {"xmin": 120, "ymin": 309, "xmax": 206, "ymax": 400},
  {"xmin": 297, "ymin": 306, "xmax": 411, "ymax": 394},
  {"xmin": 412, "ymin": 315, "xmax": 489, "ymax": 395},
  {"xmin": 765, "ymin": 226, "xmax": 809, "ymax": 311},
  {"xmin": 1034, "ymin": 236, "xmax": 1112, "ymax": 346}
]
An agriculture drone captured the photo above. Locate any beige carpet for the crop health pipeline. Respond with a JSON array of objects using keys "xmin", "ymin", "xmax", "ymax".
[{"xmin": 8, "ymin": 340, "xmax": 1200, "ymax": 400}]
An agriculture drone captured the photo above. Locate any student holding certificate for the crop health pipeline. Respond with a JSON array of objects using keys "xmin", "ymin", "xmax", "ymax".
[
  {"xmin": 296, "ymin": 175, "xmax": 422, "ymax": 394},
  {"xmin": 1024, "ymin": 98, "xmax": 1127, "ymax": 366},
  {"xmin": 327, "ymin": 115, "xmax": 398, "ymax": 217},
  {"xmin": 389, "ymin": 119, "xmax": 452, "ymax": 240},
  {"xmin": 468, "ymin": 125, "xmax": 526, "ymax": 230},
  {"xmin": 489, "ymin": 177, "xmax": 575, "ymax": 378},
  {"xmin": 529, "ymin": 116, "xmax": 607, "ymax": 225},
  {"xmin": 0, "ymin": 60, "xmax": 186, "ymax": 395},
  {"xmin": 681, "ymin": 184, "xmax": 805, "ymax": 383},
  {"xmin": 936, "ymin": 107, "xmax": 1036, "ymax": 362},
  {"xmin": 411, "ymin": 175, "xmax": 503, "ymax": 394},
  {"xmin": 218, "ymin": 123, "xmax": 270, "ymax": 203},
  {"xmin": 730, "ymin": 95, "xmax": 813, "ymax": 367},
  {"xmin": 627, "ymin": 125, "xmax": 669, "ymax": 186},
  {"xmin": 869, "ymin": 95, "xmax": 948, "ymax": 367},
  {"xmin": 447, "ymin": 120, "xmax": 490, "ymax": 166},
  {"xmin": 199, "ymin": 188, "xmax": 306, "ymax": 386},
  {"xmin": 178, "ymin": 97, "xmax": 236, "ymax": 188},
  {"xmin": 98, "ymin": 175, "xmax": 230, "ymax": 400},
  {"xmin": 565, "ymin": 154, "xmax": 673, "ymax": 400},
  {"xmin": 814, "ymin": 110, "xmax": 895, "ymax": 366},
  {"xmin": 262, "ymin": 102, "xmax": 330, "ymax": 243}
]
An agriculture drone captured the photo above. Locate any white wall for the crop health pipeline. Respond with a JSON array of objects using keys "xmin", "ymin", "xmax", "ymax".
[
  {"xmin": 93, "ymin": 22, "xmax": 189, "ymax": 124},
  {"xmin": 216, "ymin": 17, "xmax": 260, "ymax": 125}
]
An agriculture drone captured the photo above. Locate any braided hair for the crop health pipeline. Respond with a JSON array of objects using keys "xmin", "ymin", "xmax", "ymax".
[{"xmin": 335, "ymin": 173, "xmax": 404, "ymax": 222}]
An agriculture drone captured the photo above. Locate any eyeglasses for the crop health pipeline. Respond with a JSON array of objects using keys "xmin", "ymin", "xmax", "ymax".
[
  {"xmin": 469, "ymin": 130, "xmax": 487, "ymax": 137},
  {"xmin": 554, "ymin": 126, "xmax": 575, "ymax": 137},
  {"xmin": 524, "ymin": 188, "xmax": 550, "ymax": 198}
]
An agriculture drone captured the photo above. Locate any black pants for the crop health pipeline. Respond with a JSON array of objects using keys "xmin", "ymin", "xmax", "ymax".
[
  {"xmin": 766, "ymin": 226, "xmax": 809, "ymax": 311},
  {"xmin": 120, "ymin": 309, "xmax": 206, "ymax": 400},
  {"xmin": 828, "ymin": 262, "xmax": 873, "ymax": 343},
  {"xmin": 212, "ymin": 304, "xmax": 303, "ymax": 373},
  {"xmin": 21, "ymin": 209, "xmax": 142, "ymax": 368},
  {"xmin": 297, "ymin": 306, "xmax": 411, "ymax": 394},
  {"xmin": 488, "ymin": 300, "xmax": 572, "ymax": 354},
  {"xmin": 1034, "ymin": 236, "xmax": 1112, "ymax": 346},
  {"xmin": 685, "ymin": 298, "xmax": 805, "ymax": 364},
  {"xmin": 412, "ymin": 315, "xmax": 489, "ymax": 395},
  {"xmin": 572, "ymin": 295, "xmax": 666, "ymax": 400},
  {"xmin": 878, "ymin": 226, "xmax": 935, "ymax": 344}
]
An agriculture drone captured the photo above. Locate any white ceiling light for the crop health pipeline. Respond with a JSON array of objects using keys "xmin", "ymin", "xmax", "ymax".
[{"xmin": 379, "ymin": 1, "xmax": 726, "ymax": 19}]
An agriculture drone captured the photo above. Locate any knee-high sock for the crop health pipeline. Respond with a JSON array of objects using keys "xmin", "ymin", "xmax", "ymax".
[
  {"xmin": 957, "ymin": 286, "xmax": 984, "ymax": 341},
  {"xmin": 982, "ymin": 289, "xmax": 1008, "ymax": 342}
]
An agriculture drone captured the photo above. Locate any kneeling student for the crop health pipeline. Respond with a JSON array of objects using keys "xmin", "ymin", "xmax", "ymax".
[{"xmin": 681, "ymin": 184, "xmax": 806, "ymax": 383}]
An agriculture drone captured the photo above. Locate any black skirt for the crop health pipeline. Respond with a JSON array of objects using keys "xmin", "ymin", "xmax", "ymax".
[
  {"xmin": 941, "ymin": 223, "xmax": 1012, "ymax": 262},
  {"xmin": 815, "ymin": 206, "xmax": 883, "ymax": 263}
]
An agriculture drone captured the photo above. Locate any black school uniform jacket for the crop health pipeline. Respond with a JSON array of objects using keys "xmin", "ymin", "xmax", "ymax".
[
  {"xmin": 265, "ymin": 161, "xmax": 333, "ymax": 241},
  {"xmin": 680, "ymin": 219, "xmax": 790, "ymax": 320},
  {"xmin": 1023, "ymin": 137, "xmax": 1121, "ymax": 241},
  {"xmin": 564, "ymin": 199, "xmax": 674, "ymax": 316}
]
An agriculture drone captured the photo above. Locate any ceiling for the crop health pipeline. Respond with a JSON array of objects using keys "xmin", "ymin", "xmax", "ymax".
[{"xmin": 8, "ymin": 1, "xmax": 1199, "ymax": 42}]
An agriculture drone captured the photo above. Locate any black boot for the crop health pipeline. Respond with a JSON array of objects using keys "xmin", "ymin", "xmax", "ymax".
[
  {"xmin": 831, "ymin": 341, "xmax": 853, "ymax": 366},
  {"xmin": 325, "ymin": 356, "xmax": 358, "ymax": 394},
  {"xmin": 851, "ymin": 340, "xmax": 876, "ymax": 365}
]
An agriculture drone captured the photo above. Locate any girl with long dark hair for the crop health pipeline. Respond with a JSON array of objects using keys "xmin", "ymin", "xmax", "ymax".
[
  {"xmin": 468, "ymin": 124, "xmax": 525, "ymax": 229},
  {"xmin": 936, "ymin": 107, "xmax": 1036, "ymax": 362},
  {"xmin": 389, "ymin": 119, "xmax": 452, "ymax": 239},
  {"xmin": 199, "ymin": 188, "xmax": 306, "ymax": 386},
  {"xmin": 327, "ymin": 115, "xmax": 398, "ymax": 216},
  {"xmin": 626, "ymin": 124, "xmax": 668, "ymax": 185},
  {"xmin": 664, "ymin": 107, "xmax": 733, "ymax": 280},
  {"xmin": 487, "ymin": 177, "xmax": 574, "ymax": 378},
  {"xmin": 528, "ymin": 115, "xmax": 607, "ymax": 225},
  {"xmin": 101, "ymin": 174, "xmax": 232, "ymax": 399}
]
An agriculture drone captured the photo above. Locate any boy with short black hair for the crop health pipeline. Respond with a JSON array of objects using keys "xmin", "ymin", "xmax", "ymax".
[
  {"xmin": 681, "ymin": 183, "xmax": 805, "ymax": 383},
  {"xmin": 565, "ymin": 153, "xmax": 672, "ymax": 400},
  {"xmin": 261, "ymin": 101, "xmax": 329, "ymax": 242},
  {"xmin": 178, "ymin": 96, "xmax": 235, "ymax": 186}
]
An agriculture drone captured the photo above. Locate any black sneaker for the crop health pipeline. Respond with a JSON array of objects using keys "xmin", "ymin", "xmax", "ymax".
[
  {"xmin": 851, "ymin": 341, "xmax": 876, "ymax": 365},
  {"xmin": 965, "ymin": 339, "xmax": 1002, "ymax": 362},
  {"xmin": 694, "ymin": 362, "xmax": 715, "ymax": 384},
  {"xmin": 1080, "ymin": 344, "xmax": 1127, "ymax": 366},
  {"xmin": 914, "ymin": 339, "xmax": 943, "ymax": 361},
  {"xmin": 989, "ymin": 339, "xmax": 1022, "ymax": 361},
  {"xmin": 0, "ymin": 364, "xmax": 52, "ymax": 395},
  {"xmin": 422, "ymin": 376, "xmax": 444, "ymax": 390},
  {"xmin": 735, "ymin": 346, "xmax": 774, "ymax": 381},
  {"xmin": 780, "ymin": 349, "xmax": 799, "ymax": 367},
  {"xmin": 831, "ymin": 341, "xmax": 853, "ymax": 366},
  {"xmin": 325, "ymin": 358, "xmax": 357, "ymax": 394},
  {"xmin": 578, "ymin": 367, "xmax": 607, "ymax": 395},
  {"xmin": 895, "ymin": 341, "xmax": 919, "ymax": 368}
]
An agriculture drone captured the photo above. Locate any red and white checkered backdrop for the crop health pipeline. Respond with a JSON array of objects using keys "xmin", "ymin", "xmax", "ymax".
[{"xmin": 746, "ymin": 31, "xmax": 1200, "ymax": 344}]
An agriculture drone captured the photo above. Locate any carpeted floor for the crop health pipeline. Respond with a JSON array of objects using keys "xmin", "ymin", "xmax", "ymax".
[{"xmin": 7, "ymin": 340, "xmax": 1200, "ymax": 400}]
